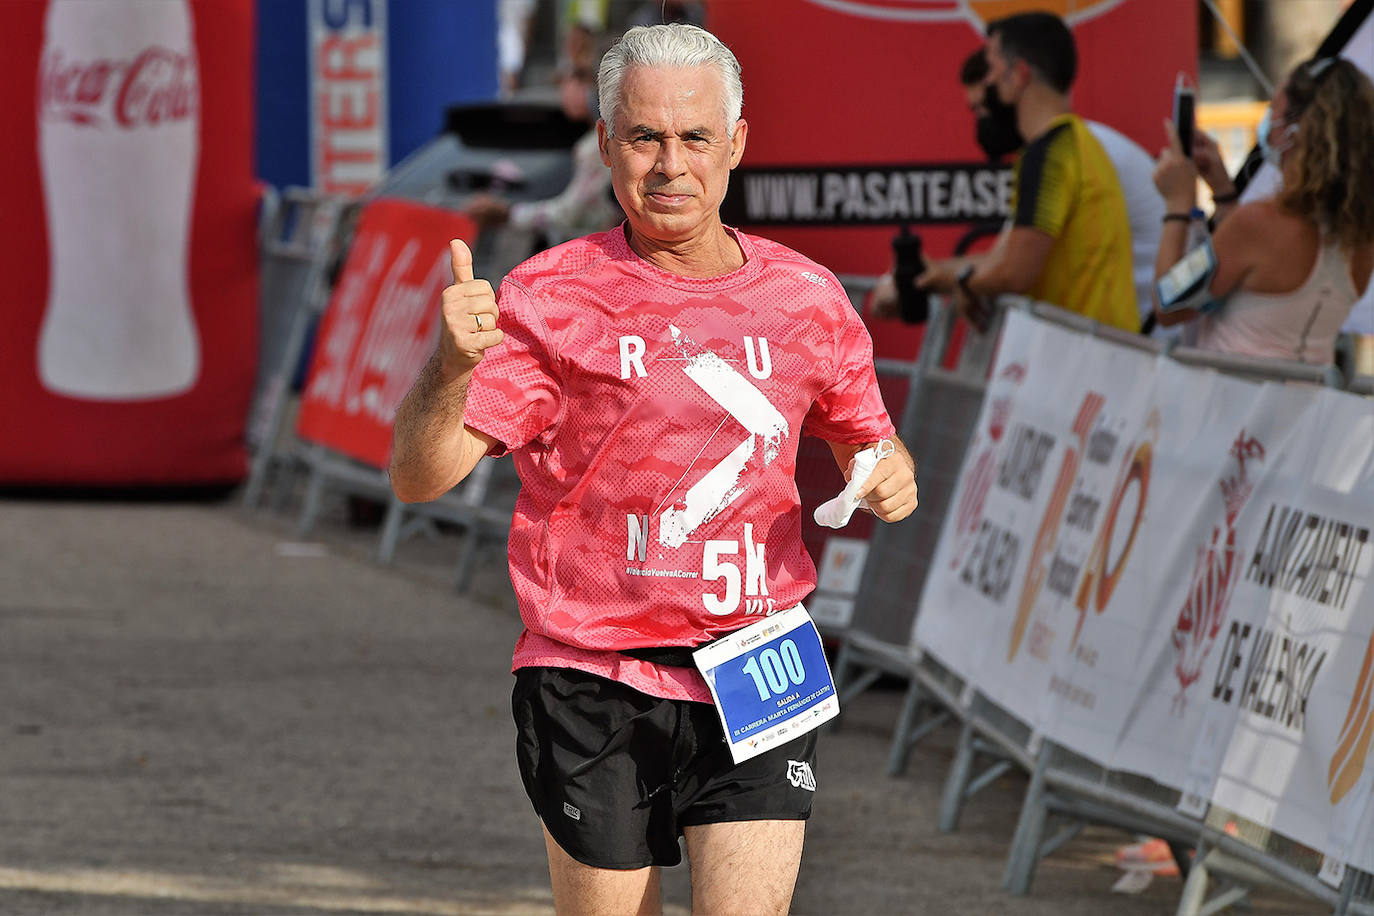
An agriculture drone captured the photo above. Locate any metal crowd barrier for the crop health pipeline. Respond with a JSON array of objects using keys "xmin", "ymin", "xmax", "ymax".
[
  {"xmin": 289, "ymin": 440, "xmax": 520, "ymax": 590},
  {"xmin": 830, "ymin": 295, "xmax": 1004, "ymax": 714},
  {"xmin": 863, "ymin": 295, "xmax": 1374, "ymax": 915},
  {"xmin": 243, "ymin": 187, "xmax": 354, "ymax": 509},
  {"xmin": 1346, "ymin": 373, "xmax": 1374, "ymax": 396},
  {"xmin": 241, "ymin": 188, "xmax": 522, "ymax": 589}
]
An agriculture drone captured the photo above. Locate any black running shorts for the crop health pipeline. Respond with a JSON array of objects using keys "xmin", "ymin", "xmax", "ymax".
[{"xmin": 512, "ymin": 665, "xmax": 819, "ymax": 869}]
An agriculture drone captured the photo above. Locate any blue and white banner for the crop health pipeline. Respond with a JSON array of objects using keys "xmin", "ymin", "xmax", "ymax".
[
  {"xmin": 257, "ymin": 0, "xmax": 498, "ymax": 193},
  {"xmin": 308, "ymin": 0, "xmax": 388, "ymax": 196}
]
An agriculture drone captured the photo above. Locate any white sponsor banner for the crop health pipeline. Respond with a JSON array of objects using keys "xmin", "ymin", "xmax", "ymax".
[
  {"xmin": 1208, "ymin": 390, "xmax": 1374, "ymax": 872},
  {"xmin": 913, "ymin": 308, "xmax": 1374, "ymax": 870},
  {"xmin": 913, "ymin": 309, "xmax": 1038, "ymax": 682},
  {"xmin": 915, "ymin": 310, "xmax": 1158, "ymax": 760},
  {"xmin": 1111, "ymin": 365, "xmax": 1321, "ymax": 791}
]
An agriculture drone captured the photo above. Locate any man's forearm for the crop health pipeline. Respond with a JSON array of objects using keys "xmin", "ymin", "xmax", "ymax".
[
  {"xmin": 389, "ymin": 350, "xmax": 475, "ymax": 503},
  {"xmin": 956, "ymin": 223, "xmax": 1057, "ymax": 298}
]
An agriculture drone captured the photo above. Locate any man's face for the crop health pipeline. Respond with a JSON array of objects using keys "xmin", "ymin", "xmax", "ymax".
[
  {"xmin": 964, "ymin": 82, "xmax": 986, "ymax": 118},
  {"xmin": 984, "ymin": 33, "xmax": 1024, "ymax": 107},
  {"xmin": 598, "ymin": 65, "xmax": 747, "ymax": 245}
]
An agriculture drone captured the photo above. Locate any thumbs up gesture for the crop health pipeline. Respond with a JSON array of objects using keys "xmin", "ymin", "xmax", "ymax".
[{"xmin": 439, "ymin": 239, "xmax": 503, "ymax": 377}]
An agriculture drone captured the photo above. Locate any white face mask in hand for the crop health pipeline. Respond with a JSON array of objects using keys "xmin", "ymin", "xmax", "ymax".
[{"xmin": 813, "ymin": 440, "xmax": 896, "ymax": 529}]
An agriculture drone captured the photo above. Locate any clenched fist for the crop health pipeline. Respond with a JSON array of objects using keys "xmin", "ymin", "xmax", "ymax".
[{"xmin": 439, "ymin": 238, "xmax": 504, "ymax": 377}]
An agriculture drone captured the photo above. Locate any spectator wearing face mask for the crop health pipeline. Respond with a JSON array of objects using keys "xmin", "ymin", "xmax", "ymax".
[
  {"xmin": 1151, "ymin": 57, "xmax": 1374, "ymax": 363},
  {"xmin": 875, "ymin": 12, "xmax": 1137, "ymax": 334},
  {"xmin": 953, "ymin": 48, "xmax": 1166, "ymax": 336}
]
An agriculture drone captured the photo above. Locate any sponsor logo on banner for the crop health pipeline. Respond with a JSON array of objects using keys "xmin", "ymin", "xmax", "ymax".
[
  {"xmin": 1170, "ymin": 431, "xmax": 1265, "ymax": 711},
  {"xmin": 309, "ymin": 0, "xmax": 387, "ymax": 196},
  {"xmin": 1207, "ymin": 505, "xmax": 1369, "ymax": 749},
  {"xmin": 722, "ymin": 163, "xmax": 1012, "ymax": 226},
  {"xmin": 1071, "ymin": 409, "xmax": 1159, "ymax": 647},
  {"xmin": 811, "ymin": 537, "xmax": 870, "ymax": 629},
  {"xmin": 801, "ymin": 0, "xmax": 1126, "ymax": 29},
  {"xmin": 1245, "ymin": 506, "xmax": 1369, "ymax": 614},
  {"xmin": 40, "ymin": 44, "xmax": 197, "ymax": 129},
  {"xmin": 1008, "ymin": 393, "xmax": 1105, "ymax": 661},
  {"xmin": 818, "ymin": 537, "xmax": 869, "ymax": 595},
  {"xmin": 949, "ymin": 362, "xmax": 1026, "ymax": 573},
  {"xmin": 305, "ymin": 235, "xmax": 447, "ymax": 422},
  {"xmin": 1331, "ymin": 632, "xmax": 1374, "ymax": 804},
  {"xmin": 37, "ymin": 0, "xmax": 202, "ymax": 401},
  {"xmin": 296, "ymin": 199, "xmax": 477, "ymax": 468}
]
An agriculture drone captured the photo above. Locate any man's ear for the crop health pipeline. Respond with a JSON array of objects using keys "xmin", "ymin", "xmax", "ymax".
[
  {"xmin": 1014, "ymin": 59, "xmax": 1034, "ymax": 92},
  {"xmin": 728, "ymin": 118, "xmax": 748, "ymax": 170},
  {"xmin": 596, "ymin": 120, "xmax": 611, "ymax": 167}
]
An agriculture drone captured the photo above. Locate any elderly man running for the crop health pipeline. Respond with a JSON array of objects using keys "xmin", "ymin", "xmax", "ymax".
[{"xmin": 391, "ymin": 23, "xmax": 917, "ymax": 915}]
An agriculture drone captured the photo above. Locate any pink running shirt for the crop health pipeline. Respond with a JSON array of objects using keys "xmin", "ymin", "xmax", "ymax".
[{"xmin": 464, "ymin": 225, "xmax": 895, "ymax": 702}]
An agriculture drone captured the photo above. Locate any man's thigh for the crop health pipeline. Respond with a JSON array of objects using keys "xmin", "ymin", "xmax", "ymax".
[
  {"xmin": 684, "ymin": 819, "xmax": 806, "ymax": 916},
  {"xmin": 543, "ymin": 825, "xmax": 663, "ymax": 916}
]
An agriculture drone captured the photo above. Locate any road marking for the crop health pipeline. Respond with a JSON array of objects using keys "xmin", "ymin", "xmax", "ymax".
[{"xmin": 0, "ymin": 864, "xmax": 558, "ymax": 915}]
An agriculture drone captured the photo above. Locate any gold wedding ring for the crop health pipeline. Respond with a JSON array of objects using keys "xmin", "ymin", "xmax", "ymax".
[{"xmin": 474, "ymin": 313, "xmax": 483, "ymax": 331}]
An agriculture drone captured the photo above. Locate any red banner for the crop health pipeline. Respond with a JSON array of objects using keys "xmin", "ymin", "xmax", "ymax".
[
  {"xmin": 296, "ymin": 198, "xmax": 477, "ymax": 470},
  {"xmin": 0, "ymin": 0, "xmax": 259, "ymax": 486},
  {"xmin": 710, "ymin": 0, "xmax": 1195, "ymax": 279}
]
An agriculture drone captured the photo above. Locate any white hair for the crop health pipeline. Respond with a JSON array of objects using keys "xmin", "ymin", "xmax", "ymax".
[{"xmin": 597, "ymin": 23, "xmax": 743, "ymax": 136}]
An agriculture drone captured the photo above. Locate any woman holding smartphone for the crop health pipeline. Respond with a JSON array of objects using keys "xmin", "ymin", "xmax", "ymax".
[{"xmin": 1151, "ymin": 57, "xmax": 1374, "ymax": 363}]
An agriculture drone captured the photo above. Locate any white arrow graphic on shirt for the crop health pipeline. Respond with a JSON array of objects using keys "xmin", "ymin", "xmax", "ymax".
[{"xmin": 658, "ymin": 325, "xmax": 788, "ymax": 548}]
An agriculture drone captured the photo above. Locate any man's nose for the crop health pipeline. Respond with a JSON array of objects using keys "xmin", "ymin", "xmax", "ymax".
[{"xmin": 654, "ymin": 137, "xmax": 687, "ymax": 176}]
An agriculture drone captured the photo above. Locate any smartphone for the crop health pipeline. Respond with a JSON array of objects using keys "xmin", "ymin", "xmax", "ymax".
[
  {"xmin": 1156, "ymin": 237, "xmax": 1216, "ymax": 313},
  {"xmin": 1173, "ymin": 73, "xmax": 1195, "ymax": 157}
]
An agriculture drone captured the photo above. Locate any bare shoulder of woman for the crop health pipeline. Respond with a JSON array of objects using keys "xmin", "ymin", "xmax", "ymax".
[{"xmin": 1217, "ymin": 201, "xmax": 1318, "ymax": 290}]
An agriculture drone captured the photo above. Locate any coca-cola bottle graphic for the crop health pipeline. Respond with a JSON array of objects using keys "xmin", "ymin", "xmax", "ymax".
[{"xmin": 37, "ymin": 0, "xmax": 201, "ymax": 400}]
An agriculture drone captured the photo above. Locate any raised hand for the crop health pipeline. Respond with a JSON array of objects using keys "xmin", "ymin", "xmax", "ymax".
[
  {"xmin": 438, "ymin": 239, "xmax": 503, "ymax": 377},
  {"xmin": 1153, "ymin": 119, "xmax": 1198, "ymax": 212},
  {"xmin": 1189, "ymin": 130, "xmax": 1235, "ymax": 197}
]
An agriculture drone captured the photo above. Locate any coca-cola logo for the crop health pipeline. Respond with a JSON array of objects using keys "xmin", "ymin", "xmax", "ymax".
[{"xmin": 40, "ymin": 46, "xmax": 197, "ymax": 128}]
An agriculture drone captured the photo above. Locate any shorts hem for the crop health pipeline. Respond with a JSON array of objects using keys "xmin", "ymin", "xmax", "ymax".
[
  {"xmin": 561, "ymin": 852, "xmax": 662, "ymax": 871},
  {"xmin": 542, "ymin": 820, "xmax": 670, "ymax": 871},
  {"xmin": 676, "ymin": 810, "xmax": 813, "ymax": 829}
]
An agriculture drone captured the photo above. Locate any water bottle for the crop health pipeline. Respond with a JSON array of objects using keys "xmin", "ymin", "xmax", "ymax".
[{"xmin": 892, "ymin": 223, "xmax": 927, "ymax": 324}]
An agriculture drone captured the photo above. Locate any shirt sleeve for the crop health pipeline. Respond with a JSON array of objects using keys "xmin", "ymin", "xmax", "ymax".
[
  {"xmin": 1012, "ymin": 122, "xmax": 1077, "ymax": 239},
  {"xmin": 463, "ymin": 277, "xmax": 563, "ymax": 457},
  {"xmin": 802, "ymin": 299, "xmax": 896, "ymax": 444}
]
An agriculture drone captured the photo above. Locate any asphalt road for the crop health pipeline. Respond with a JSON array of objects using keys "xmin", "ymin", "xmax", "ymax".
[{"xmin": 0, "ymin": 495, "xmax": 1321, "ymax": 915}]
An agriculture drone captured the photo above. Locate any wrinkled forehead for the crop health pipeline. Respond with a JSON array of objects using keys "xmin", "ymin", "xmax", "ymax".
[{"xmin": 610, "ymin": 64, "xmax": 730, "ymax": 132}]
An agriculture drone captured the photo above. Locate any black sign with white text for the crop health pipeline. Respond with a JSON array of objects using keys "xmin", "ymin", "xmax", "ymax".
[{"xmin": 723, "ymin": 162, "xmax": 1014, "ymax": 226}]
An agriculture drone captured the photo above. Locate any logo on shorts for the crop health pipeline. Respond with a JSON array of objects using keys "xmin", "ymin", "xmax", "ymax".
[
  {"xmin": 787, "ymin": 760, "xmax": 816, "ymax": 791},
  {"xmin": 563, "ymin": 802, "xmax": 581, "ymax": 820}
]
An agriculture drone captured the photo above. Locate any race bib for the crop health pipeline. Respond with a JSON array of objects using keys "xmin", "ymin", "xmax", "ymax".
[{"xmin": 694, "ymin": 605, "xmax": 839, "ymax": 764}]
